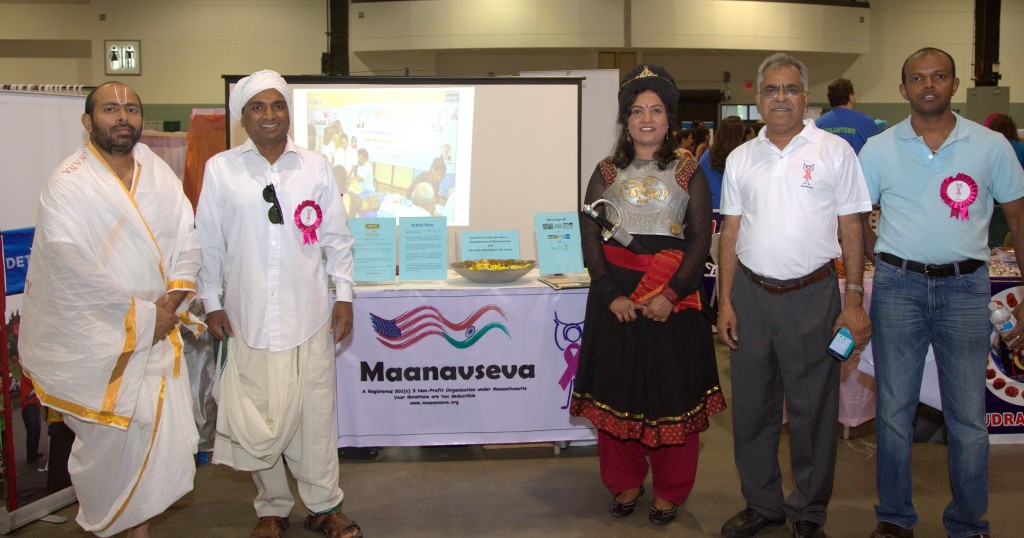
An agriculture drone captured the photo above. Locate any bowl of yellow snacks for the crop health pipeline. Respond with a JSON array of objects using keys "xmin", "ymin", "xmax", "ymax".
[{"xmin": 450, "ymin": 259, "xmax": 537, "ymax": 284}]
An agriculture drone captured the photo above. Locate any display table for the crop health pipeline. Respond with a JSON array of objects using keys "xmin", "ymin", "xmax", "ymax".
[
  {"xmin": 334, "ymin": 271, "xmax": 596, "ymax": 447},
  {"xmin": 334, "ymin": 269, "xmax": 885, "ymax": 446},
  {"xmin": 854, "ymin": 267, "xmax": 1024, "ymax": 443}
]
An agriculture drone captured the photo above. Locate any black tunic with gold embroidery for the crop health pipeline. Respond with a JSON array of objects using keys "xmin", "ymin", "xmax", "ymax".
[{"xmin": 569, "ymin": 156, "xmax": 725, "ymax": 448}]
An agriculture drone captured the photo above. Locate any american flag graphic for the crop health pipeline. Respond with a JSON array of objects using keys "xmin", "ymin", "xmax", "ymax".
[{"xmin": 371, "ymin": 305, "xmax": 509, "ymax": 349}]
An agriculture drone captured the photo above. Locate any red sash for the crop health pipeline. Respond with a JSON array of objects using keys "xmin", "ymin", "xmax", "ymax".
[{"xmin": 602, "ymin": 244, "xmax": 701, "ymax": 312}]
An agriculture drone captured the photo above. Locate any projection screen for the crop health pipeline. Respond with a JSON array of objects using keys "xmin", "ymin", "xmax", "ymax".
[{"xmin": 224, "ymin": 76, "xmax": 582, "ymax": 262}]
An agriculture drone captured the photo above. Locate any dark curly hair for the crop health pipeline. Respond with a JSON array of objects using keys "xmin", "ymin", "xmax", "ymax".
[
  {"xmin": 989, "ymin": 114, "xmax": 1021, "ymax": 142},
  {"xmin": 827, "ymin": 78, "xmax": 854, "ymax": 108}
]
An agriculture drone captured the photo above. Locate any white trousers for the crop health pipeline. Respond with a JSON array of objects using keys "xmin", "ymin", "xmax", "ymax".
[{"xmin": 213, "ymin": 322, "xmax": 344, "ymax": 516}]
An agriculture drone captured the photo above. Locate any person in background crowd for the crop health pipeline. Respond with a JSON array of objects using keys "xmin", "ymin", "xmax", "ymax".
[
  {"xmin": 690, "ymin": 119, "xmax": 711, "ymax": 160},
  {"xmin": 181, "ymin": 301, "xmax": 217, "ymax": 465},
  {"xmin": 19, "ymin": 375, "xmax": 42, "ymax": 463},
  {"xmin": 20, "ymin": 81, "xmax": 201, "ymax": 537},
  {"xmin": 699, "ymin": 115, "xmax": 746, "ymax": 209},
  {"xmin": 717, "ymin": 53, "xmax": 871, "ymax": 538},
  {"xmin": 988, "ymin": 113, "xmax": 1024, "ymax": 170},
  {"xmin": 743, "ymin": 122, "xmax": 759, "ymax": 142},
  {"xmin": 196, "ymin": 69, "xmax": 362, "ymax": 538},
  {"xmin": 570, "ymin": 64, "xmax": 725, "ymax": 527},
  {"xmin": 815, "ymin": 77, "xmax": 878, "ymax": 154},
  {"xmin": 676, "ymin": 128, "xmax": 695, "ymax": 159},
  {"xmin": 860, "ymin": 47, "xmax": 1024, "ymax": 538},
  {"xmin": 44, "ymin": 408, "xmax": 75, "ymax": 494}
]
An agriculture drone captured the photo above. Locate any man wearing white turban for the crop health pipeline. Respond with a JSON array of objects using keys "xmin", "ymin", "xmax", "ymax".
[{"xmin": 196, "ymin": 70, "xmax": 361, "ymax": 538}]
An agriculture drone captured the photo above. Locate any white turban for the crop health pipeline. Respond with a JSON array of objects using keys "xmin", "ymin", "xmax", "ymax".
[{"xmin": 229, "ymin": 69, "xmax": 291, "ymax": 120}]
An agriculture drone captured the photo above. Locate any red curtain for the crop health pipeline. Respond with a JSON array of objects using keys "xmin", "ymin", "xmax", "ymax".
[{"xmin": 183, "ymin": 114, "xmax": 227, "ymax": 212}]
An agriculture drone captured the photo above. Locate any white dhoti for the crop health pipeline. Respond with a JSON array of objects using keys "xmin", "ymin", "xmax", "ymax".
[
  {"xmin": 20, "ymin": 142, "xmax": 202, "ymax": 536},
  {"xmin": 65, "ymin": 368, "xmax": 197, "ymax": 536},
  {"xmin": 214, "ymin": 322, "xmax": 344, "ymax": 515}
]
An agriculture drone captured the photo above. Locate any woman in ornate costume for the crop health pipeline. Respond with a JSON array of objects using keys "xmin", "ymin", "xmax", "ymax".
[{"xmin": 570, "ymin": 64, "xmax": 725, "ymax": 526}]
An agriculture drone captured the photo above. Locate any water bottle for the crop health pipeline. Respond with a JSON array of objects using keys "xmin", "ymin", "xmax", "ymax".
[{"xmin": 990, "ymin": 301, "xmax": 1016, "ymax": 336}]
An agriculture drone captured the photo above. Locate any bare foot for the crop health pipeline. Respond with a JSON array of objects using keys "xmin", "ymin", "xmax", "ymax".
[
  {"xmin": 614, "ymin": 487, "xmax": 642, "ymax": 504},
  {"xmin": 652, "ymin": 496, "xmax": 675, "ymax": 510},
  {"xmin": 126, "ymin": 521, "xmax": 150, "ymax": 538}
]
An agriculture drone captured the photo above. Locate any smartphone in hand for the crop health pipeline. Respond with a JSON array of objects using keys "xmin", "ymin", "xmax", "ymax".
[{"xmin": 827, "ymin": 327, "xmax": 855, "ymax": 362}]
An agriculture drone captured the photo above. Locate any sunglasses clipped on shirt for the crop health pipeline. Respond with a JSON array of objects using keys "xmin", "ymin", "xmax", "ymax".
[{"xmin": 263, "ymin": 184, "xmax": 284, "ymax": 225}]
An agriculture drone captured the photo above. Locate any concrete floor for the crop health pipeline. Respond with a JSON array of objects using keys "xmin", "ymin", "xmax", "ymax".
[{"xmin": 11, "ymin": 341, "xmax": 1022, "ymax": 537}]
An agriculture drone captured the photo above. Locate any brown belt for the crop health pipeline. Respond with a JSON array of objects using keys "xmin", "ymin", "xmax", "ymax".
[{"xmin": 738, "ymin": 261, "xmax": 835, "ymax": 295}]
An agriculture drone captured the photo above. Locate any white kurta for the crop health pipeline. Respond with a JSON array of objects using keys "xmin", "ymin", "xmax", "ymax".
[{"xmin": 20, "ymin": 142, "xmax": 200, "ymax": 536}]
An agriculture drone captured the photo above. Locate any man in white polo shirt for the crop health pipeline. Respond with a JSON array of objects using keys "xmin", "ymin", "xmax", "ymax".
[{"xmin": 717, "ymin": 53, "xmax": 872, "ymax": 538}]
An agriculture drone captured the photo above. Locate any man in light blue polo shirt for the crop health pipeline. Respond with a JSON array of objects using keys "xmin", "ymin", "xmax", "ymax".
[{"xmin": 860, "ymin": 47, "xmax": 1024, "ymax": 538}]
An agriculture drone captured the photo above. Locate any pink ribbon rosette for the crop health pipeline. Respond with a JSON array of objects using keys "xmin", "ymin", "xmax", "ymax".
[
  {"xmin": 294, "ymin": 200, "xmax": 323, "ymax": 244},
  {"xmin": 940, "ymin": 173, "xmax": 977, "ymax": 221}
]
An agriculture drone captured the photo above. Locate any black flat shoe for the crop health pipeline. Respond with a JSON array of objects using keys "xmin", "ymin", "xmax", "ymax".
[
  {"xmin": 608, "ymin": 485, "xmax": 644, "ymax": 517},
  {"xmin": 648, "ymin": 502, "xmax": 678, "ymax": 525},
  {"xmin": 721, "ymin": 507, "xmax": 786, "ymax": 538},
  {"xmin": 792, "ymin": 520, "xmax": 826, "ymax": 538}
]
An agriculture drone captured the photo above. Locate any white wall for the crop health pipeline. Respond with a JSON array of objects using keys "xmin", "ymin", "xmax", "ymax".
[
  {"xmin": 0, "ymin": 0, "xmax": 328, "ymax": 104},
  {"xmin": 0, "ymin": 0, "xmax": 1021, "ymax": 108},
  {"xmin": 349, "ymin": 0, "xmax": 624, "ymax": 51},
  {"xmin": 630, "ymin": 0, "xmax": 869, "ymax": 53}
]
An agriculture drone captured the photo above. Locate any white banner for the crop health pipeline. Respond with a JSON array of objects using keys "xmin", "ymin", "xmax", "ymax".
[
  {"xmin": 0, "ymin": 92, "xmax": 86, "ymax": 232},
  {"xmin": 335, "ymin": 285, "xmax": 597, "ymax": 446},
  {"xmin": 1, "ymin": 91, "xmax": 85, "ymax": 307}
]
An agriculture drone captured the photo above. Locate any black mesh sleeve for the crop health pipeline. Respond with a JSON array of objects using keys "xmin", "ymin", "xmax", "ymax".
[
  {"xmin": 580, "ymin": 164, "xmax": 623, "ymax": 307},
  {"xmin": 668, "ymin": 166, "xmax": 712, "ymax": 297}
]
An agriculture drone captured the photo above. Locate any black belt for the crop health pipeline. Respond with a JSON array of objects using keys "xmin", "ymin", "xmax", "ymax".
[
  {"xmin": 738, "ymin": 261, "xmax": 834, "ymax": 295},
  {"xmin": 877, "ymin": 252, "xmax": 985, "ymax": 278}
]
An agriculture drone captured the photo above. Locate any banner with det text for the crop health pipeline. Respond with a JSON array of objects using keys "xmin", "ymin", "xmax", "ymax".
[
  {"xmin": 2, "ymin": 227, "xmax": 34, "ymax": 296},
  {"xmin": 335, "ymin": 285, "xmax": 596, "ymax": 446}
]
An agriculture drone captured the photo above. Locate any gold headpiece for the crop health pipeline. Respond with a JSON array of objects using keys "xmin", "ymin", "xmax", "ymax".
[{"xmin": 621, "ymin": 66, "xmax": 668, "ymax": 87}]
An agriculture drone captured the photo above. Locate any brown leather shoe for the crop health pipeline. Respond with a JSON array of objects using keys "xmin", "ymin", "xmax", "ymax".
[
  {"xmin": 305, "ymin": 510, "xmax": 363, "ymax": 538},
  {"xmin": 870, "ymin": 522, "xmax": 913, "ymax": 538},
  {"xmin": 250, "ymin": 516, "xmax": 290, "ymax": 538}
]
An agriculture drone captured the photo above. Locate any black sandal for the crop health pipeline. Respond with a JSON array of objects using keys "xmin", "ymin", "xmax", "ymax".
[
  {"xmin": 608, "ymin": 485, "xmax": 644, "ymax": 517},
  {"xmin": 649, "ymin": 501, "xmax": 678, "ymax": 525}
]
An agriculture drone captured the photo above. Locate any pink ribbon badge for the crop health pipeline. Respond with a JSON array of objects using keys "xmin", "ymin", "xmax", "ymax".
[
  {"xmin": 294, "ymin": 200, "xmax": 322, "ymax": 244},
  {"xmin": 939, "ymin": 173, "xmax": 978, "ymax": 221},
  {"xmin": 558, "ymin": 342, "xmax": 580, "ymax": 390}
]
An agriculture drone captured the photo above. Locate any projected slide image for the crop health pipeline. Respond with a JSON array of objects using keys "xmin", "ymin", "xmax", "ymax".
[{"xmin": 293, "ymin": 87, "xmax": 473, "ymax": 226}]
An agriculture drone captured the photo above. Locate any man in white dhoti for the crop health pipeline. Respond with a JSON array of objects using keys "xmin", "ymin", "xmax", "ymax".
[
  {"xmin": 195, "ymin": 70, "xmax": 361, "ymax": 538},
  {"xmin": 19, "ymin": 82, "xmax": 201, "ymax": 538}
]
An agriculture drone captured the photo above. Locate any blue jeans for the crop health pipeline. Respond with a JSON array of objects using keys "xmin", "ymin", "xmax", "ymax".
[{"xmin": 870, "ymin": 257, "xmax": 990, "ymax": 537}]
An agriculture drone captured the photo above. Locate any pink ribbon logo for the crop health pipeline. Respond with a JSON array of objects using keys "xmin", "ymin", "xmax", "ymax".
[
  {"xmin": 294, "ymin": 200, "xmax": 322, "ymax": 244},
  {"xmin": 940, "ymin": 173, "xmax": 977, "ymax": 221},
  {"xmin": 558, "ymin": 342, "xmax": 580, "ymax": 390}
]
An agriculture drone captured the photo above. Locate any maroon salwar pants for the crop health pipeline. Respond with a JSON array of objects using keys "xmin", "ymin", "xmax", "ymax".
[{"xmin": 597, "ymin": 429, "xmax": 700, "ymax": 505}]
